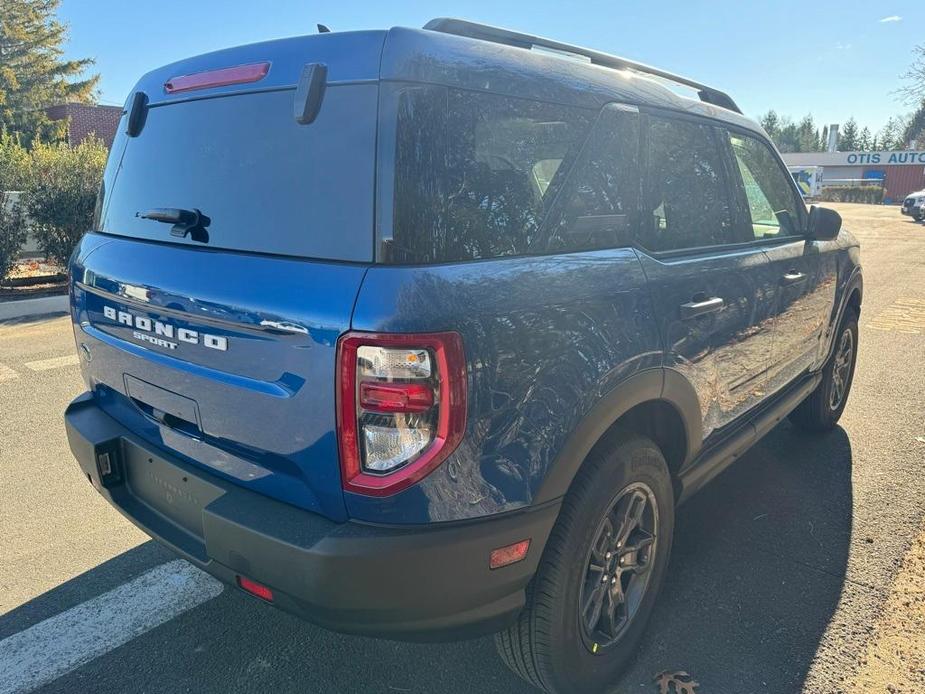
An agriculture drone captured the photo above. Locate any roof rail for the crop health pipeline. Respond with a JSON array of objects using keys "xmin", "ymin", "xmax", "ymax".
[{"xmin": 422, "ymin": 18, "xmax": 742, "ymax": 114}]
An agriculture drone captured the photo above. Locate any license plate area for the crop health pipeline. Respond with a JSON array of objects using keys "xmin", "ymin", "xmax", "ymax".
[{"xmin": 123, "ymin": 440, "xmax": 224, "ymax": 539}]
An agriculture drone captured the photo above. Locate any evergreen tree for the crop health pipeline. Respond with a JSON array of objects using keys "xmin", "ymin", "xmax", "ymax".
[
  {"xmin": 759, "ymin": 110, "xmax": 780, "ymax": 140},
  {"xmin": 0, "ymin": 0, "xmax": 99, "ymax": 146},
  {"xmin": 839, "ymin": 118, "xmax": 859, "ymax": 150},
  {"xmin": 797, "ymin": 115, "xmax": 819, "ymax": 151},
  {"xmin": 858, "ymin": 126, "xmax": 871, "ymax": 151},
  {"xmin": 878, "ymin": 117, "xmax": 904, "ymax": 150}
]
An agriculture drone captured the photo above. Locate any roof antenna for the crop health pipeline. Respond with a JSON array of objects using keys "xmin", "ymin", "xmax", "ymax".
[{"xmin": 317, "ymin": 24, "xmax": 331, "ymax": 33}]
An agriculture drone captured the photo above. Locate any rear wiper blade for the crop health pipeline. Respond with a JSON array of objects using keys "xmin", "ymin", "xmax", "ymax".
[{"xmin": 137, "ymin": 208, "xmax": 210, "ymax": 243}]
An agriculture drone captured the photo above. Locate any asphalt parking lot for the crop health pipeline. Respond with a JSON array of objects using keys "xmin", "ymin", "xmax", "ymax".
[{"xmin": 1, "ymin": 203, "xmax": 923, "ymax": 693}]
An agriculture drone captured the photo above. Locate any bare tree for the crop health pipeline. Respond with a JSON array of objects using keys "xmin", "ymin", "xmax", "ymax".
[{"xmin": 899, "ymin": 45, "xmax": 925, "ymax": 103}]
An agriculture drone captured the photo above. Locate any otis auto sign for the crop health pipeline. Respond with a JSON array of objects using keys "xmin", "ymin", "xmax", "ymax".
[
  {"xmin": 845, "ymin": 151, "xmax": 925, "ymax": 165},
  {"xmin": 782, "ymin": 150, "xmax": 925, "ymax": 167}
]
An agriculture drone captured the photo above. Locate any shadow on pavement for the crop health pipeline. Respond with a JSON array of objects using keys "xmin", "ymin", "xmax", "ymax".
[
  {"xmin": 622, "ymin": 422, "xmax": 854, "ymax": 692},
  {"xmin": 10, "ymin": 422, "xmax": 853, "ymax": 694}
]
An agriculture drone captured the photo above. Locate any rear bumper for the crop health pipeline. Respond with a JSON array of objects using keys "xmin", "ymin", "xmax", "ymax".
[{"xmin": 65, "ymin": 393, "xmax": 560, "ymax": 640}]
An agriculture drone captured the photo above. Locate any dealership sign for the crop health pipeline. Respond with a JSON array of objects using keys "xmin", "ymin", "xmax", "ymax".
[
  {"xmin": 782, "ymin": 150, "xmax": 925, "ymax": 167},
  {"xmin": 844, "ymin": 151, "xmax": 925, "ymax": 165}
]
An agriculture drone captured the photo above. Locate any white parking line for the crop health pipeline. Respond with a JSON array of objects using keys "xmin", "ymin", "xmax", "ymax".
[
  {"xmin": 0, "ymin": 364, "xmax": 18, "ymax": 383},
  {"xmin": 0, "ymin": 560, "xmax": 223, "ymax": 694},
  {"xmin": 22, "ymin": 354, "xmax": 79, "ymax": 371}
]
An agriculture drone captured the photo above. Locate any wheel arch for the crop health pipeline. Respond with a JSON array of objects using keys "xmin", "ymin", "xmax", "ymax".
[
  {"xmin": 825, "ymin": 269, "xmax": 863, "ymax": 363},
  {"xmin": 534, "ymin": 368, "xmax": 702, "ymax": 505}
]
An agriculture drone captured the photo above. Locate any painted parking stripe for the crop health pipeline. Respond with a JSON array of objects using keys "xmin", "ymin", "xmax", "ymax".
[
  {"xmin": 22, "ymin": 354, "xmax": 79, "ymax": 371},
  {"xmin": 0, "ymin": 364, "xmax": 18, "ymax": 383},
  {"xmin": 0, "ymin": 560, "xmax": 223, "ymax": 694}
]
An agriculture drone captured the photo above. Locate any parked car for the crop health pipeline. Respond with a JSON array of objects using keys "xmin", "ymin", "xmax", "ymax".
[
  {"xmin": 913, "ymin": 199, "xmax": 925, "ymax": 223},
  {"xmin": 902, "ymin": 190, "xmax": 925, "ymax": 220},
  {"xmin": 64, "ymin": 18, "xmax": 862, "ymax": 693}
]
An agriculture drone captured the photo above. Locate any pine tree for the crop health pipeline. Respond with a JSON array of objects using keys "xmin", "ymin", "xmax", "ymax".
[
  {"xmin": 839, "ymin": 118, "xmax": 859, "ymax": 151},
  {"xmin": 878, "ymin": 117, "xmax": 903, "ymax": 150},
  {"xmin": 797, "ymin": 115, "xmax": 819, "ymax": 152},
  {"xmin": 0, "ymin": 0, "xmax": 99, "ymax": 146},
  {"xmin": 858, "ymin": 126, "xmax": 871, "ymax": 151},
  {"xmin": 759, "ymin": 110, "xmax": 780, "ymax": 140}
]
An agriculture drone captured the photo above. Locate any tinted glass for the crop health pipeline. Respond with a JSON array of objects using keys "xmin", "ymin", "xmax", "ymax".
[
  {"xmin": 727, "ymin": 132, "xmax": 804, "ymax": 239},
  {"xmin": 388, "ymin": 87, "xmax": 592, "ymax": 263},
  {"xmin": 640, "ymin": 117, "xmax": 734, "ymax": 252},
  {"xmin": 99, "ymin": 86, "xmax": 378, "ymax": 261},
  {"xmin": 547, "ymin": 106, "xmax": 640, "ymax": 253}
]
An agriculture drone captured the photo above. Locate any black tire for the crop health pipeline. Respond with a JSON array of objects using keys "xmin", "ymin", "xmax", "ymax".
[
  {"xmin": 495, "ymin": 431, "xmax": 674, "ymax": 693},
  {"xmin": 789, "ymin": 307, "xmax": 858, "ymax": 432}
]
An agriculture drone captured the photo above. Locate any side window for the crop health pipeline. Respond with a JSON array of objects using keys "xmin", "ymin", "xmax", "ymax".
[
  {"xmin": 547, "ymin": 105, "xmax": 641, "ymax": 252},
  {"xmin": 389, "ymin": 86, "xmax": 593, "ymax": 263},
  {"xmin": 727, "ymin": 132, "xmax": 805, "ymax": 239},
  {"xmin": 640, "ymin": 117, "xmax": 735, "ymax": 252}
]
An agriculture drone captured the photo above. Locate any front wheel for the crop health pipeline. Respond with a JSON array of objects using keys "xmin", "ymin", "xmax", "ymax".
[
  {"xmin": 789, "ymin": 307, "xmax": 858, "ymax": 432},
  {"xmin": 495, "ymin": 431, "xmax": 674, "ymax": 693}
]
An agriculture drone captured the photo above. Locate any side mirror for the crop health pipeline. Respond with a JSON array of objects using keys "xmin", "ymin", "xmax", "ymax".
[{"xmin": 808, "ymin": 205, "xmax": 841, "ymax": 240}]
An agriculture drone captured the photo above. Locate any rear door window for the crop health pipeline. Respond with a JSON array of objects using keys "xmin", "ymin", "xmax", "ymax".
[
  {"xmin": 385, "ymin": 86, "xmax": 594, "ymax": 263},
  {"xmin": 98, "ymin": 85, "xmax": 378, "ymax": 261},
  {"xmin": 639, "ymin": 116, "xmax": 736, "ymax": 252}
]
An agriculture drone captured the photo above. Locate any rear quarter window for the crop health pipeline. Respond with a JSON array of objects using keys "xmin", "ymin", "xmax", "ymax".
[{"xmin": 382, "ymin": 86, "xmax": 596, "ymax": 263}]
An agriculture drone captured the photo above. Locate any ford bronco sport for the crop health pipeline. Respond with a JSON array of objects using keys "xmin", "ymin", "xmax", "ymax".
[{"xmin": 65, "ymin": 18, "xmax": 862, "ymax": 693}]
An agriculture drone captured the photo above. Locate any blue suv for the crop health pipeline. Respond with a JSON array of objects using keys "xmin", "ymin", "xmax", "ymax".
[{"xmin": 65, "ymin": 18, "xmax": 862, "ymax": 692}]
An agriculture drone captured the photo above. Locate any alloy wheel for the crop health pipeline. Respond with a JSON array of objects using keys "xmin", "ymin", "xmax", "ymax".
[
  {"xmin": 578, "ymin": 483, "xmax": 658, "ymax": 652},
  {"xmin": 829, "ymin": 327, "xmax": 854, "ymax": 411}
]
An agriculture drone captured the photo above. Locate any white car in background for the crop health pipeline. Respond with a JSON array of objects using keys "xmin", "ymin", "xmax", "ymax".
[{"xmin": 902, "ymin": 190, "xmax": 925, "ymax": 220}]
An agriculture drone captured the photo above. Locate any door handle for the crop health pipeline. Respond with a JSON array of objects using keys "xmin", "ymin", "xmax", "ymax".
[
  {"xmin": 679, "ymin": 296, "xmax": 725, "ymax": 320},
  {"xmin": 780, "ymin": 271, "xmax": 807, "ymax": 286}
]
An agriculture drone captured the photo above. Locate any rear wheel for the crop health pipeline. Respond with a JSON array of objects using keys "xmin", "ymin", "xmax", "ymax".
[
  {"xmin": 495, "ymin": 431, "xmax": 674, "ymax": 693},
  {"xmin": 789, "ymin": 307, "xmax": 858, "ymax": 432}
]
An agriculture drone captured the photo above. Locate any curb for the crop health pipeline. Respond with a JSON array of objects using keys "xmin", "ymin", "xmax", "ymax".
[{"xmin": 0, "ymin": 295, "xmax": 69, "ymax": 322}]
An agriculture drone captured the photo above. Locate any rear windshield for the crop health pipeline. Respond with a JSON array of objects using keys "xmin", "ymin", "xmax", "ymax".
[
  {"xmin": 380, "ymin": 85, "xmax": 595, "ymax": 263},
  {"xmin": 99, "ymin": 85, "xmax": 377, "ymax": 261}
]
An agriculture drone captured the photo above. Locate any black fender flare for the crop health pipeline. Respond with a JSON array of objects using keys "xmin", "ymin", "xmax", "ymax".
[
  {"xmin": 824, "ymin": 267, "xmax": 863, "ymax": 363},
  {"xmin": 534, "ymin": 367, "xmax": 702, "ymax": 504}
]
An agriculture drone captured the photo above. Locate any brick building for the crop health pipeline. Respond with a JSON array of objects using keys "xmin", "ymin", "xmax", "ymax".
[{"xmin": 45, "ymin": 103, "xmax": 123, "ymax": 147}]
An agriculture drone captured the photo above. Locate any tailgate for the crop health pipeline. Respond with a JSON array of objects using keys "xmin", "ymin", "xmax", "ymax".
[
  {"xmin": 72, "ymin": 235, "xmax": 365, "ymax": 520},
  {"xmin": 69, "ymin": 32, "xmax": 386, "ymax": 520}
]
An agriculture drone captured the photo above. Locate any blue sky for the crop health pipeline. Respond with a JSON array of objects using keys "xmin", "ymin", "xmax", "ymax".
[{"xmin": 59, "ymin": 0, "xmax": 922, "ymax": 135}]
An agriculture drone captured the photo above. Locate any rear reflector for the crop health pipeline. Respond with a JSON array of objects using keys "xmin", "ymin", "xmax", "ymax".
[
  {"xmin": 489, "ymin": 539, "xmax": 531, "ymax": 569},
  {"xmin": 237, "ymin": 575, "xmax": 273, "ymax": 602},
  {"xmin": 165, "ymin": 62, "xmax": 270, "ymax": 94},
  {"xmin": 359, "ymin": 381, "xmax": 435, "ymax": 413}
]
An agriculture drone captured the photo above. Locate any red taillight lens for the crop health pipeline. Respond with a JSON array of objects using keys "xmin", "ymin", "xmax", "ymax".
[
  {"xmin": 164, "ymin": 62, "xmax": 270, "ymax": 94},
  {"xmin": 236, "ymin": 575, "xmax": 273, "ymax": 602},
  {"xmin": 359, "ymin": 382, "xmax": 435, "ymax": 413},
  {"xmin": 336, "ymin": 332, "xmax": 467, "ymax": 497}
]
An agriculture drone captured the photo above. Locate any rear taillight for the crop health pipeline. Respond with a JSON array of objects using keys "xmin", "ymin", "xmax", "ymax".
[{"xmin": 336, "ymin": 332, "xmax": 467, "ymax": 496}]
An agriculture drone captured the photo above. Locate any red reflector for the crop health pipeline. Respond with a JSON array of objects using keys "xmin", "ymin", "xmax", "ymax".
[
  {"xmin": 489, "ymin": 539, "xmax": 531, "ymax": 570},
  {"xmin": 165, "ymin": 62, "xmax": 270, "ymax": 94},
  {"xmin": 359, "ymin": 381, "xmax": 435, "ymax": 413},
  {"xmin": 237, "ymin": 575, "xmax": 273, "ymax": 602}
]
